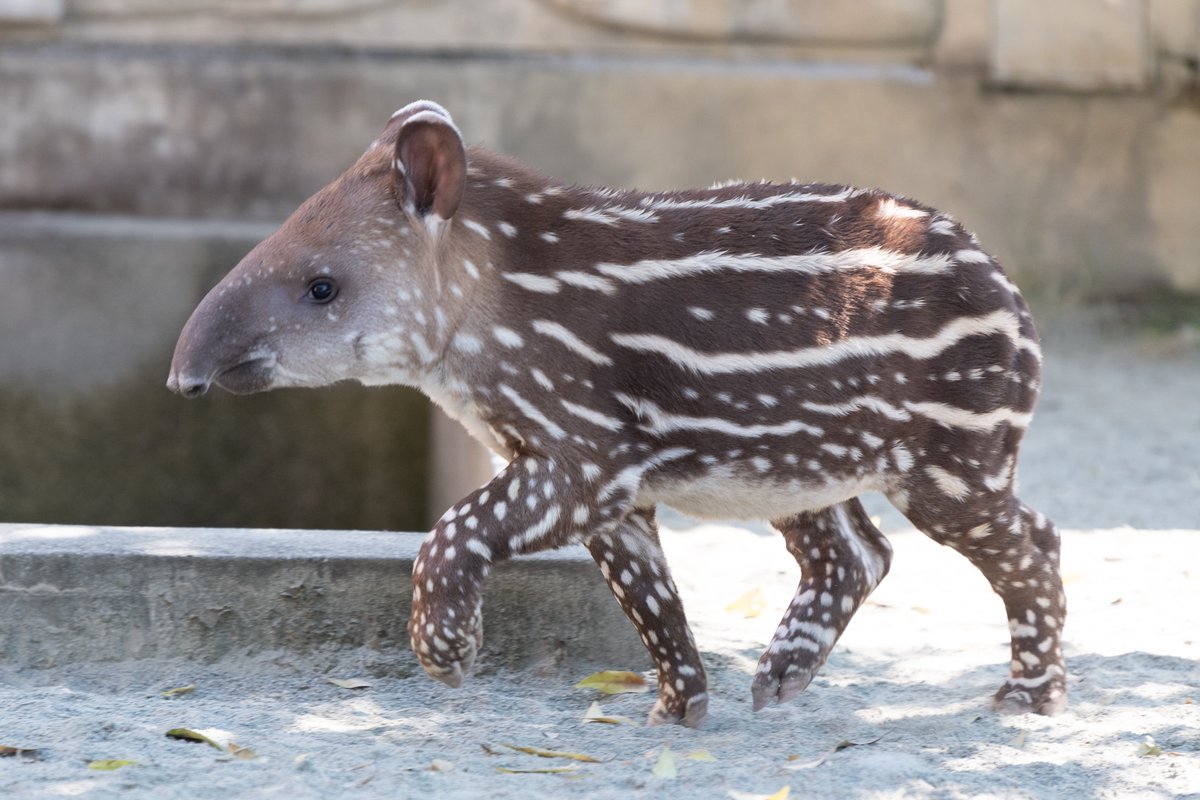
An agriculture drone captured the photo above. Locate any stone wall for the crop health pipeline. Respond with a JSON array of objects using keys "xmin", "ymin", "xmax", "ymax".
[{"xmin": 0, "ymin": 0, "xmax": 1196, "ymax": 528}]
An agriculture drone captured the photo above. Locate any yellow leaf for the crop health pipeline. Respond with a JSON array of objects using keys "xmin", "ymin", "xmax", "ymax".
[
  {"xmin": 729, "ymin": 788, "xmax": 791, "ymax": 800},
  {"xmin": 88, "ymin": 759, "xmax": 137, "ymax": 771},
  {"xmin": 575, "ymin": 670, "xmax": 649, "ymax": 695},
  {"xmin": 327, "ymin": 678, "xmax": 372, "ymax": 690},
  {"xmin": 725, "ymin": 587, "xmax": 767, "ymax": 618},
  {"xmin": 496, "ymin": 764, "xmax": 578, "ymax": 774},
  {"xmin": 1136, "ymin": 737, "xmax": 1163, "ymax": 757},
  {"xmin": 227, "ymin": 743, "xmax": 259, "ymax": 760},
  {"xmin": 165, "ymin": 728, "xmax": 223, "ymax": 750},
  {"xmin": 651, "ymin": 745, "xmax": 677, "ymax": 779},
  {"xmin": 503, "ymin": 744, "xmax": 601, "ymax": 763},
  {"xmin": 161, "ymin": 684, "xmax": 196, "ymax": 698},
  {"xmin": 685, "ymin": 749, "xmax": 717, "ymax": 762},
  {"xmin": 581, "ymin": 701, "xmax": 638, "ymax": 726}
]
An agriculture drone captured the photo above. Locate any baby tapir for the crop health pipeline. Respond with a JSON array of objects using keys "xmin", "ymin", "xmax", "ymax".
[{"xmin": 168, "ymin": 101, "xmax": 1067, "ymax": 726}]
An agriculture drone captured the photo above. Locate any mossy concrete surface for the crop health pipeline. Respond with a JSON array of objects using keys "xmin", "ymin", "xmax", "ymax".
[{"xmin": 0, "ymin": 523, "xmax": 645, "ymax": 673}]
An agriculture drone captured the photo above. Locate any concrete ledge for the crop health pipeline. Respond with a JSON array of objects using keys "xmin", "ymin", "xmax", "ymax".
[{"xmin": 0, "ymin": 523, "xmax": 646, "ymax": 674}]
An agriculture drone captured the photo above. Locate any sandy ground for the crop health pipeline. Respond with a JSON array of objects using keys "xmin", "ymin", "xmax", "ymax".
[{"xmin": 2, "ymin": 311, "xmax": 1198, "ymax": 799}]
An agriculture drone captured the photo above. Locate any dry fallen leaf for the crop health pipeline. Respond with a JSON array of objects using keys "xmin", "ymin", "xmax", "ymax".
[
  {"xmin": 1007, "ymin": 731, "xmax": 1026, "ymax": 748},
  {"xmin": 834, "ymin": 735, "xmax": 885, "ymax": 751},
  {"xmin": 581, "ymin": 701, "xmax": 638, "ymax": 726},
  {"xmin": 685, "ymin": 749, "xmax": 717, "ymax": 762},
  {"xmin": 326, "ymin": 678, "xmax": 372, "ymax": 690},
  {"xmin": 503, "ymin": 744, "xmax": 601, "ymax": 763},
  {"xmin": 227, "ymin": 742, "xmax": 259, "ymax": 761},
  {"xmin": 88, "ymin": 759, "xmax": 137, "ymax": 771},
  {"xmin": 496, "ymin": 764, "xmax": 579, "ymax": 774},
  {"xmin": 575, "ymin": 670, "xmax": 649, "ymax": 695},
  {"xmin": 165, "ymin": 728, "xmax": 223, "ymax": 750},
  {"xmin": 430, "ymin": 759, "xmax": 455, "ymax": 772},
  {"xmin": 0, "ymin": 745, "xmax": 41, "ymax": 760},
  {"xmin": 786, "ymin": 733, "xmax": 886, "ymax": 770},
  {"xmin": 161, "ymin": 684, "xmax": 196, "ymax": 698},
  {"xmin": 725, "ymin": 587, "xmax": 768, "ymax": 618},
  {"xmin": 651, "ymin": 745, "xmax": 677, "ymax": 779}
]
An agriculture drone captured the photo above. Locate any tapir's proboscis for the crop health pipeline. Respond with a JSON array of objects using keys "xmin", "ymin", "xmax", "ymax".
[{"xmin": 168, "ymin": 101, "xmax": 1066, "ymax": 726}]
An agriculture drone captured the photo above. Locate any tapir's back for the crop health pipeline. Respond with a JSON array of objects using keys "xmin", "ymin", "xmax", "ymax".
[{"xmin": 457, "ymin": 155, "xmax": 1043, "ymax": 473}]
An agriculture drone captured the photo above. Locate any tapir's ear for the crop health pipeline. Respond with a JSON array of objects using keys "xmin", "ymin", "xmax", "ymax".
[{"xmin": 391, "ymin": 101, "xmax": 466, "ymax": 222}]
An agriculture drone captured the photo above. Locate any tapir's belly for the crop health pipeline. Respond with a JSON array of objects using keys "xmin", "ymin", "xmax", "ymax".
[{"xmin": 636, "ymin": 465, "xmax": 885, "ymax": 522}]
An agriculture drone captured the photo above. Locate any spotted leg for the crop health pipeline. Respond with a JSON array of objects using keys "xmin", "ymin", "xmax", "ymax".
[
  {"xmin": 890, "ymin": 463, "xmax": 1067, "ymax": 715},
  {"xmin": 752, "ymin": 498, "xmax": 893, "ymax": 710},
  {"xmin": 410, "ymin": 453, "xmax": 634, "ymax": 687},
  {"xmin": 585, "ymin": 507, "xmax": 708, "ymax": 727}
]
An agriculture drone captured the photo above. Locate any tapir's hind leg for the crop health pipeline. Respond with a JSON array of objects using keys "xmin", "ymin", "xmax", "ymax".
[
  {"xmin": 888, "ymin": 466, "xmax": 1067, "ymax": 715},
  {"xmin": 585, "ymin": 507, "xmax": 709, "ymax": 727},
  {"xmin": 752, "ymin": 498, "xmax": 893, "ymax": 710}
]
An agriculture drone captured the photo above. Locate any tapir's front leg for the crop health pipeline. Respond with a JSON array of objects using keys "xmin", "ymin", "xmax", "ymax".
[
  {"xmin": 585, "ymin": 507, "xmax": 708, "ymax": 727},
  {"xmin": 409, "ymin": 453, "xmax": 635, "ymax": 686}
]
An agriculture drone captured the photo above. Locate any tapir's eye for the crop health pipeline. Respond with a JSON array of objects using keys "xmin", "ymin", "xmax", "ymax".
[{"xmin": 305, "ymin": 278, "xmax": 338, "ymax": 304}]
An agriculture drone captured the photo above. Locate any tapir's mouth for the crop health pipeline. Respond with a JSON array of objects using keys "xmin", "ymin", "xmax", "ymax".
[{"xmin": 213, "ymin": 358, "xmax": 276, "ymax": 395}]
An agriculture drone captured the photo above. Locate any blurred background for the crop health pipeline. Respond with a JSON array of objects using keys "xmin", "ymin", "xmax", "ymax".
[{"xmin": 0, "ymin": 0, "xmax": 1197, "ymax": 532}]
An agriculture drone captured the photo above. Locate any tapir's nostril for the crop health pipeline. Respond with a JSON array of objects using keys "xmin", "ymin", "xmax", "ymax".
[{"xmin": 167, "ymin": 372, "xmax": 209, "ymax": 398}]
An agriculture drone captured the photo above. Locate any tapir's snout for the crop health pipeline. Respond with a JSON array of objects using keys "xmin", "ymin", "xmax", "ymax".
[{"xmin": 167, "ymin": 272, "xmax": 281, "ymax": 398}]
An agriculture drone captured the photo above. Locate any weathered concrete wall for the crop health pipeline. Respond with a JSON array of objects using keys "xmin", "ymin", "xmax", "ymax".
[
  {"xmin": 0, "ymin": 41, "xmax": 1196, "ymax": 294},
  {"xmin": 0, "ymin": 213, "xmax": 430, "ymax": 530},
  {"xmin": 0, "ymin": 0, "xmax": 1196, "ymax": 529}
]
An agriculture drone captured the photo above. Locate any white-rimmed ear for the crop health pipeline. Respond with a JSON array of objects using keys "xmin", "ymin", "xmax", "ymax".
[
  {"xmin": 390, "ymin": 99, "xmax": 454, "ymax": 126},
  {"xmin": 391, "ymin": 102, "xmax": 466, "ymax": 221}
]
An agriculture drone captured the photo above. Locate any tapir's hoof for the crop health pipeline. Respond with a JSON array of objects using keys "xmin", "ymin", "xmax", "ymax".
[
  {"xmin": 419, "ymin": 641, "xmax": 476, "ymax": 688},
  {"xmin": 750, "ymin": 668, "xmax": 815, "ymax": 711},
  {"xmin": 413, "ymin": 617, "xmax": 481, "ymax": 688},
  {"xmin": 430, "ymin": 661, "xmax": 465, "ymax": 689},
  {"xmin": 993, "ymin": 681, "xmax": 1068, "ymax": 716},
  {"xmin": 647, "ymin": 693, "xmax": 709, "ymax": 728}
]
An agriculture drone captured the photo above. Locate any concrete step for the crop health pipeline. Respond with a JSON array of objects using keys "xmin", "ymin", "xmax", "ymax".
[{"xmin": 0, "ymin": 523, "xmax": 645, "ymax": 674}]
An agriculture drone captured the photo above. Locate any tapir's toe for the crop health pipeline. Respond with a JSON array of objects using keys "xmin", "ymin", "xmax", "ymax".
[
  {"xmin": 751, "ymin": 666, "xmax": 816, "ymax": 711},
  {"xmin": 430, "ymin": 661, "xmax": 465, "ymax": 689},
  {"xmin": 647, "ymin": 693, "xmax": 708, "ymax": 728}
]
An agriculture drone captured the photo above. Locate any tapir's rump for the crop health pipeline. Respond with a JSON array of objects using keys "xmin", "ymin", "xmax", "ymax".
[{"xmin": 169, "ymin": 101, "xmax": 1067, "ymax": 726}]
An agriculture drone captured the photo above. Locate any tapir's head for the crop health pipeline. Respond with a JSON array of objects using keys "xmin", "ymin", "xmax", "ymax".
[{"xmin": 167, "ymin": 101, "xmax": 469, "ymax": 397}]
